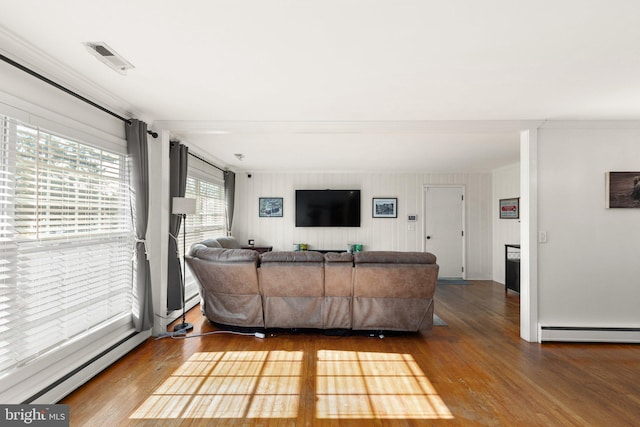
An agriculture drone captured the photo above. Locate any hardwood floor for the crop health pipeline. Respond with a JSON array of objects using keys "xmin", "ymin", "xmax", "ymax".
[{"xmin": 61, "ymin": 281, "xmax": 640, "ymax": 426}]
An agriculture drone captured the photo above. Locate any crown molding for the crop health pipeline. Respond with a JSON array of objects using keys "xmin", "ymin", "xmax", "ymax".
[
  {"xmin": 155, "ymin": 120, "xmax": 545, "ymax": 135},
  {"xmin": 0, "ymin": 25, "xmax": 146, "ymax": 122}
]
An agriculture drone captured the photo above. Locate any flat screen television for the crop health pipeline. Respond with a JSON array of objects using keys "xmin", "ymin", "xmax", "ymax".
[{"xmin": 295, "ymin": 189, "xmax": 361, "ymax": 227}]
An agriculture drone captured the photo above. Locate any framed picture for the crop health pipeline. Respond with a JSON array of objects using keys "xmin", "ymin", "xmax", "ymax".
[
  {"xmin": 606, "ymin": 172, "xmax": 640, "ymax": 208},
  {"xmin": 259, "ymin": 197, "xmax": 283, "ymax": 217},
  {"xmin": 372, "ymin": 197, "xmax": 398, "ymax": 218},
  {"xmin": 499, "ymin": 197, "xmax": 519, "ymax": 219}
]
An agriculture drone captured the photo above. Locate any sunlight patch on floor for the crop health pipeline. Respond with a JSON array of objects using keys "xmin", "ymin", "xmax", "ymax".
[
  {"xmin": 316, "ymin": 350, "xmax": 453, "ymax": 419},
  {"xmin": 130, "ymin": 349, "xmax": 453, "ymax": 420},
  {"xmin": 130, "ymin": 350, "xmax": 302, "ymax": 419}
]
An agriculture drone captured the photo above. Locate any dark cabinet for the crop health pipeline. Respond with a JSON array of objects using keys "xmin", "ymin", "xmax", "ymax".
[{"xmin": 505, "ymin": 244, "xmax": 520, "ymax": 293}]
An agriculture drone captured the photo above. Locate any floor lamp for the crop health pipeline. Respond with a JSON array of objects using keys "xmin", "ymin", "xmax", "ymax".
[{"xmin": 172, "ymin": 196, "xmax": 196, "ymax": 332}]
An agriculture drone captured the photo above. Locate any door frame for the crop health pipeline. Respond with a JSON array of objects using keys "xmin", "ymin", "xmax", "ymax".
[{"xmin": 423, "ymin": 184, "xmax": 466, "ymax": 279}]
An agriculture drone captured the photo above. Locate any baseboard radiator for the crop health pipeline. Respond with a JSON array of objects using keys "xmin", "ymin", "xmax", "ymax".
[
  {"xmin": 540, "ymin": 325, "xmax": 640, "ymax": 343},
  {"xmin": 28, "ymin": 331, "xmax": 150, "ymax": 404}
]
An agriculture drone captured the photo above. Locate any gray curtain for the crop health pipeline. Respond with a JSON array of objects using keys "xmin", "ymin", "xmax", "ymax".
[
  {"xmin": 167, "ymin": 141, "xmax": 189, "ymax": 311},
  {"xmin": 224, "ymin": 170, "xmax": 236, "ymax": 236},
  {"xmin": 126, "ymin": 119, "xmax": 153, "ymax": 332}
]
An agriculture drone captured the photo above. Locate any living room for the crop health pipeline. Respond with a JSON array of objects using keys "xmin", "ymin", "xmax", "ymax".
[{"xmin": 1, "ymin": 1, "xmax": 640, "ymax": 424}]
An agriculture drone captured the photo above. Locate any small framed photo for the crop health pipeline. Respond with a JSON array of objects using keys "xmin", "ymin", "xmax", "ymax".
[
  {"xmin": 372, "ymin": 198, "xmax": 398, "ymax": 218},
  {"xmin": 499, "ymin": 197, "xmax": 519, "ymax": 219},
  {"xmin": 259, "ymin": 197, "xmax": 283, "ymax": 217},
  {"xmin": 606, "ymin": 172, "xmax": 640, "ymax": 208}
]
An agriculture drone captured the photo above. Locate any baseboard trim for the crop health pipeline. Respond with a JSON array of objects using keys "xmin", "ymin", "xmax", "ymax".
[
  {"xmin": 540, "ymin": 325, "xmax": 640, "ymax": 343},
  {"xmin": 28, "ymin": 330, "xmax": 150, "ymax": 404}
]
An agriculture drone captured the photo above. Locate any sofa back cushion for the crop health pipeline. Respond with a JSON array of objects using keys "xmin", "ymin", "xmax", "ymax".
[
  {"xmin": 187, "ymin": 247, "xmax": 260, "ymax": 295},
  {"xmin": 259, "ymin": 251, "xmax": 324, "ymax": 297},
  {"xmin": 354, "ymin": 250, "xmax": 436, "ymax": 265},
  {"xmin": 260, "ymin": 250, "xmax": 324, "ymax": 263},
  {"xmin": 353, "ymin": 251, "xmax": 438, "ymax": 299},
  {"xmin": 324, "ymin": 252, "xmax": 353, "ymax": 297},
  {"xmin": 186, "ymin": 246, "xmax": 263, "ymax": 328}
]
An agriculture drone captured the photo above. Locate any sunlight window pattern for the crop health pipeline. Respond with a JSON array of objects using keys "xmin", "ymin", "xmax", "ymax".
[
  {"xmin": 130, "ymin": 349, "xmax": 453, "ymax": 421},
  {"xmin": 130, "ymin": 351, "xmax": 303, "ymax": 419},
  {"xmin": 0, "ymin": 116, "xmax": 133, "ymax": 376},
  {"xmin": 316, "ymin": 350, "xmax": 453, "ymax": 419}
]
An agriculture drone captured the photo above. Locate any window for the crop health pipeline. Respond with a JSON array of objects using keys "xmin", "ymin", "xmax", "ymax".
[
  {"xmin": 0, "ymin": 116, "xmax": 134, "ymax": 378},
  {"xmin": 184, "ymin": 175, "xmax": 226, "ymax": 247},
  {"xmin": 181, "ymin": 159, "xmax": 226, "ymax": 300}
]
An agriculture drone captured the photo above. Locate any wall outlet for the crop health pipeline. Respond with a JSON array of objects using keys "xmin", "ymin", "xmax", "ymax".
[{"xmin": 538, "ymin": 231, "xmax": 548, "ymax": 243}]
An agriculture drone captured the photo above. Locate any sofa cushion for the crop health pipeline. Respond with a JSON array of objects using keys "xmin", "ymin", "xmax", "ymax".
[
  {"xmin": 324, "ymin": 252, "xmax": 354, "ymax": 263},
  {"xmin": 354, "ymin": 250, "xmax": 436, "ymax": 265},
  {"xmin": 260, "ymin": 250, "xmax": 324, "ymax": 263},
  {"xmin": 189, "ymin": 246, "xmax": 259, "ymax": 263},
  {"xmin": 323, "ymin": 251, "xmax": 354, "ymax": 328}
]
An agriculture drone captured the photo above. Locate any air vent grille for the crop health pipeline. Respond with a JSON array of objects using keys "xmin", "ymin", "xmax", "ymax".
[{"xmin": 83, "ymin": 42, "xmax": 134, "ymax": 75}]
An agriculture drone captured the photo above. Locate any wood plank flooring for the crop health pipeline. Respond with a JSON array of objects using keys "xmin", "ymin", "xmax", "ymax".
[{"xmin": 61, "ymin": 281, "xmax": 640, "ymax": 426}]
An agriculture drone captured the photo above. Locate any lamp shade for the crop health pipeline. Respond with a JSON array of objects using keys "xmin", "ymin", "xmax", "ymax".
[{"xmin": 172, "ymin": 197, "xmax": 196, "ymax": 215}]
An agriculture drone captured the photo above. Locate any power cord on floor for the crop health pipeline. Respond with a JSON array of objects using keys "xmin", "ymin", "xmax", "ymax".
[{"xmin": 155, "ymin": 330, "xmax": 265, "ymax": 340}]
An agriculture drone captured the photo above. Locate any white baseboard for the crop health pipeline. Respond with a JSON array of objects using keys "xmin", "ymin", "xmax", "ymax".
[
  {"xmin": 30, "ymin": 331, "xmax": 150, "ymax": 404},
  {"xmin": 539, "ymin": 326, "xmax": 640, "ymax": 343}
]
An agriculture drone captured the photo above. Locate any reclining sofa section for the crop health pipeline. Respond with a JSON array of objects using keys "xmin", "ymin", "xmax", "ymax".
[{"xmin": 186, "ymin": 245, "xmax": 439, "ymax": 333}]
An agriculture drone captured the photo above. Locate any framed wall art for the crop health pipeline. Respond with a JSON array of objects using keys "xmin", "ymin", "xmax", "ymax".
[
  {"xmin": 499, "ymin": 197, "xmax": 519, "ymax": 219},
  {"xmin": 606, "ymin": 172, "xmax": 640, "ymax": 208},
  {"xmin": 372, "ymin": 197, "xmax": 398, "ymax": 218},
  {"xmin": 259, "ymin": 197, "xmax": 283, "ymax": 217}
]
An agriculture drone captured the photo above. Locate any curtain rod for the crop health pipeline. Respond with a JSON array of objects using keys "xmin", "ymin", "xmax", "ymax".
[
  {"xmin": 188, "ymin": 151, "xmax": 226, "ymax": 173},
  {"xmin": 0, "ymin": 52, "xmax": 158, "ymax": 138}
]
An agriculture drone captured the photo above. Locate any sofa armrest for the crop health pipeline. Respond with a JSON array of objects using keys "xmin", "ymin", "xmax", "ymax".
[{"xmin": 189, "ymin": 246, "xmax": 259, "ymax": 263}]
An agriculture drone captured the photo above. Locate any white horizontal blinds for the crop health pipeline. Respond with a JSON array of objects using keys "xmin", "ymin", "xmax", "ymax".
[
  {"xmin": 0, "ymin": 118, "xmax": 17, "ymax": 370},
  {"xmin": 185, "ymin": 176, "xmax": 226, "ymax": 245},
  {"xmin": 0, "ymin": 116, "xmax": 134, "ymax": 376},
  {"xmin": 14, "ymin": 125, "xmax": 129, "ymax": 240},
  {"xmin": 182, "ymin": 158, "xmax": 226, "ymax": 298}
]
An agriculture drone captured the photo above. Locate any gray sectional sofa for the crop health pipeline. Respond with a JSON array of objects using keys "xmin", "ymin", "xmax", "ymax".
[{"xmin": 185, "ymin": 238, "xmax": 439, "ymax": 333}]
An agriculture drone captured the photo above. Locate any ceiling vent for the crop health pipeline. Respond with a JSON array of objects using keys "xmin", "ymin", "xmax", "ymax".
[{"xmin": 83, "ymin": 42, "xmax": 134, "ymax": 75}]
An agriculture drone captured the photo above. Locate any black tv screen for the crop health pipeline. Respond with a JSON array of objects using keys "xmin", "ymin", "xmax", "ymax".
[{"xmin": 295, "ymin": 190, "xmax": 361, "ymax": 227}]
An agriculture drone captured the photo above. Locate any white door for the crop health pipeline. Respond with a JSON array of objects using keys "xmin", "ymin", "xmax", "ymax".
[{"xmin": 423, "ymin": 185, "xmax": 465, "ymax": 278}]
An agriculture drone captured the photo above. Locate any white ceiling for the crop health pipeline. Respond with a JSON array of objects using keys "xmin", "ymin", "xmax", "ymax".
[{"xmin": 2, "ymin": 1, "xmax": 640, "ymax": 172}]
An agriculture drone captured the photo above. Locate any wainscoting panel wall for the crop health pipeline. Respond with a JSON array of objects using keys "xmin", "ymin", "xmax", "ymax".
[{"xmin": 233, "ymin": 171, "xmax": 492, "ymax": 279}]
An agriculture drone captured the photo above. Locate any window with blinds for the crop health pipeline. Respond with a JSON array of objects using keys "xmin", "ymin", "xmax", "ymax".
[
  {"xmin": 185, "ymin": 175, "xmax": 226, "ymax": 244},
  {"xmin": 180, "ymin": 169, "xmax": 226, "ymax": 299},
  {"xmin": 0, "ymin": 116, "xmax": 134, "ymax": 377}
]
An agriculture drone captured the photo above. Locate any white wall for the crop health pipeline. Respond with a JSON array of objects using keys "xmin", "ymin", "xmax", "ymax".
[
  {"xmin": 232, "ymin": 171, "xmax": 493, "ymax": 279},
  {"xmin": 537, "ymin": 124, "xmax": 640, "ymax": 328},
  {"xmin": 492, "ymin": 163, "xmax": 521, "ymax": 283}
]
